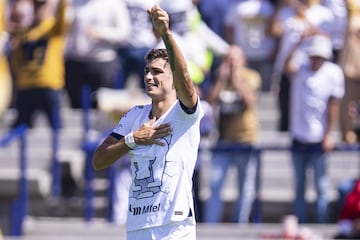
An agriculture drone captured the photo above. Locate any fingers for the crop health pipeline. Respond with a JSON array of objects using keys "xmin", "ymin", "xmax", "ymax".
[
  {"xmin": 145, "ymin": 117, "xmax": 157, "ymax": 126},
  {"xmin": 134, "ymin": 121, "xmax": 172, "ymax": 146},
  {"xmin": 144, "ymin": 117, "xmax": 171, "ymax": 131},
  {"xmin": 150, "ymin": 140, "xmax": 166, "ymax": 146},
  {"xmin": 154, "ymin": 122, "xmax": 171, "ymax": 130},
  {"xmin": 147, "ymin": 5, "xmax": 159, "ymax": 18},
  {"xmin": 146, "ymin": 123, "xmax": 172, "ymax": 139},
  {"xmin": 147, "ymin": 5, "xmax": 167, "ymax": 21},
  {"xmin": 153, "ymin": 124, "xmax": 173, "ymax": 138}
]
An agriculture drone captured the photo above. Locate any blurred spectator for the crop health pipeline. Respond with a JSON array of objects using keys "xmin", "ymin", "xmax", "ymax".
[
  {"xmin": 271, "ymin": 0, "xmax": 336, "ymax": 131},
  {"xmin": 284, "ymin": 34, "xmax": 344, "ymax": 223},
  {"xmin": 334, "ymin": 179, "xmax": 360, "ymax": 239},
  {"xmin": 0, "ymin": 0, "xmax": 11, "ymax": 119},
  {"xmin": 321, "ymin": 0, "xmax": 347, "ymax": 61},
  {"xmin": 158, "ymin": 0, "xmax": 229, "ymax": 97},
  {"xmin": 9, "ymin": 0, "xmax": 68, "ymax": 130},
  {"xmin": 64, "ymin": 0, "xmax": 131, "ymax": 109},
  {"xmin": 261, "ymin": 214, "xmax": 324, "ymax": 239},
  {"xmin": 337, "ymin": 178, "xmax": 357, "ymax": 212},
  {"xmin": 116, "ymin": 0, "xmax": 159, "ymax": 90},
  {"xmin": 196, "ymin": 0, "xmax": 233, "ymax": 97},
  {"xmin": 224, "ymin": 0, "xmax": 277, "ymax": 92},
  {"xmin": 196, "ymin": 0, "xmax": 232, "ymax": 38},
  {"xmin": 337, "ymin": 0, "xmax": 360, "ymax": 144},
  {"xmin": 7, "ymin": 0, "xmax": 34, "ymax": 32},
  {"xmin": 204, "ymin": 45, "xmax": 261, "ymax": 223},
  {"xmin": 158, "ymin": 0, "xmax": 193, "ymax": 36}
]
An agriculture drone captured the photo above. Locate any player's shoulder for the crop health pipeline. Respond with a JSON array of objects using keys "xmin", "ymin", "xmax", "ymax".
[
  {"xmin": 125, "ymin": 104, "xmax": 150, "ymax": 116},
  {"xmin": 134, "ymin": 104, "xmax": 151, "ymax": 111}
]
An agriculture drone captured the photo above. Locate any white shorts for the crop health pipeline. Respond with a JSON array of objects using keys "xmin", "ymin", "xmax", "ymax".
[{"xmin": 126, "ymin": 218, "xmax": 196, "ymax": 240}]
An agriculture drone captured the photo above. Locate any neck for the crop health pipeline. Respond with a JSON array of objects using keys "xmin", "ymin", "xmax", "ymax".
[{"xmin": 150, "ymin": 95, "xmax": 177, "ymax": 119}]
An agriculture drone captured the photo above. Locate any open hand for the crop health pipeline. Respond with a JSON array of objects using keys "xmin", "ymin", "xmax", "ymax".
[{"xmin": 133, "ymin": 117, "xmax": 173, "ymax": 146}]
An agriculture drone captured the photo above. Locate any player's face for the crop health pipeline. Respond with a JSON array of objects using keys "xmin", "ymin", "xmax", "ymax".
[{"xmin": 144, "ymin": 58, "xmax": 173, "ymax": 99}]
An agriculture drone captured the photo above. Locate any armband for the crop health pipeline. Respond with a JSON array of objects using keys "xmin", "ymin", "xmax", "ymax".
[{"xmin": 124, "ymin": 132, "xmax": 137, "ymax": 149}]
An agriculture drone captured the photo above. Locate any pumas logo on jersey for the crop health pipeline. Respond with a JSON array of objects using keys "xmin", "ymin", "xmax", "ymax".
[
  {"xmin": 132, "ymin": 157, "xmax": 161, "ymax": 199},
  {"xmin": 129, "ymin": 203, "xmax": 161, "ymax": 216},
  {"xmin": 131, "ymin": 135, "xmax": 173, "ymax": 199}
]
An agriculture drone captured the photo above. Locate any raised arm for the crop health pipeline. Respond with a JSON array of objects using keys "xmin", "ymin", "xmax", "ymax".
[
  {"xmin": 147, "ymin": 5, "xmax": 198, "ymax": 108},
  {"xmin": 283, "ymin": 39, "xmax": 303, "ymax": 76}
]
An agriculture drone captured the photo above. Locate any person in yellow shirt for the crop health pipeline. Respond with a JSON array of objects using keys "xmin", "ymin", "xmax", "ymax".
[
  {"xmin": 9, "ymin": 0, "xmax": 68, "ymax": 129},
  {"xmin": 0, "ymin": 0, "xmax": 11, "ymax": 119}
]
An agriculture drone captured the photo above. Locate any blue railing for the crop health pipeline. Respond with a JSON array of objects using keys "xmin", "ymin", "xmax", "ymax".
[
  {"xmin": 0, "ymin": 125, "xmax": 61, "ymax": 235},
  {"xmin": 81, "ymin": 85, "xmax": 116, "ymax": 222},
  {"xmin": 81, "ymin": 130, "xmax": 114, "ymax": 222},
  {"xmin": 0, "ymin": 124, "xmax": 27, "ymax": 236}
]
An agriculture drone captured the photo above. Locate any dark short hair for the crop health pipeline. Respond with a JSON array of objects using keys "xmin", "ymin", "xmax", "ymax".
[{"xmin": 145, "ymin": 48, "xmax": 169, "ymax": 62}]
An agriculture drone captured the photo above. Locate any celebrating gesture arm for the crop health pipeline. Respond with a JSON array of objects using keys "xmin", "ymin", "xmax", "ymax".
[{"xmin": 147, "ymin": 5, "xmax": 198, "ymax": 108}]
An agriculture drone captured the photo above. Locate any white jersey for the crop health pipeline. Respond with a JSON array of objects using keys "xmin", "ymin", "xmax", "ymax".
[
  {"xmin": 112, "ymin": 99, "xmax": 204, "ymax": 232},
  {"xmin": 290, "ymin": 61, "xmax": 344, "ymax": 142}
]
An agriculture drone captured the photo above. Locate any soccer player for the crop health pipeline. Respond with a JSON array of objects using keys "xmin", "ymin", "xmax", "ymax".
[{"xmin": 92, "ymin": 5, "xmax": 203, "ymax": 240}]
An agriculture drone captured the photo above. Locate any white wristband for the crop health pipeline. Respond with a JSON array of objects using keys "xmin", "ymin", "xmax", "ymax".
[{"xmin": 124, "ymin": 132, "xmax": 137, "ymax": 149}]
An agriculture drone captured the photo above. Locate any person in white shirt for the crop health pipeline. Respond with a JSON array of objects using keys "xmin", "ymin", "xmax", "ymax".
[
  {"xmin": 116, "ymin": 0, "xmax": 159, "ymax": 90},
  {"xmin": 322, "ymin": 0, "xmax": 348, "ymax": 61},
  {"xmin": 224, "ymin": 0, "xmax": 277, "ymax": 92},
  {"xmin": 271, "ymin": 0, "xmax": 336, "ymax": 132},
  {"xmin": 64, "ymin": 0, "xmax": 131, "ymax": 108},
  {"xmin": 92, "ymin": 5, "xmax": 203, "ymax": 240},
  {"xmin": 284, "ymin": 34, "xmax": 344, "ymax": 223}
]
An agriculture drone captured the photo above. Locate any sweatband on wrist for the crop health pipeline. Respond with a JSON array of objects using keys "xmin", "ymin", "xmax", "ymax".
[{"xmin": 124, "ymin": 132, "xmax": 137, "ymax": 149}]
